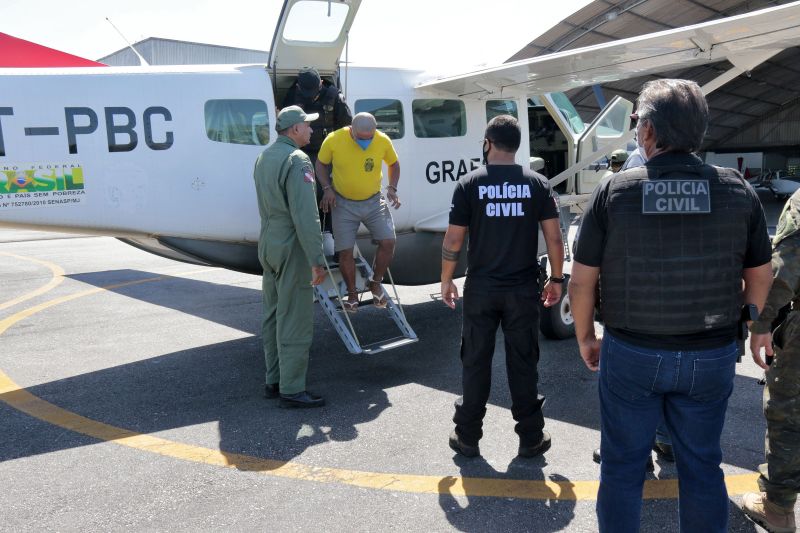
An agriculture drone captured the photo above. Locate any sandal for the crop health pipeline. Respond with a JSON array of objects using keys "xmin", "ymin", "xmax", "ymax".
[
  {"xmin": 342, "ymin": 294, "xmax": 359, "ymax": 314},
  {"xmin": 369, "ymin": 280, "xmax": 388, "ymax": 309}
]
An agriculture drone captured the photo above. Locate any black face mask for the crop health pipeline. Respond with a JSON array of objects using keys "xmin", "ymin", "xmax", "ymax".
[{"xmin": 482, "ymin": 140, "xmax": 490, "ymax": 166}]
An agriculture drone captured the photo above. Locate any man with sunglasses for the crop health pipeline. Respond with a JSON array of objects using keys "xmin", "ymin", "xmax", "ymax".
[
  {"xmin": 569, "ymin": 79, "xmax": 773, "ymax": 531},
  {"xmin": 315, "ymin": 112, "xmax": 401, "ymax": 312}
]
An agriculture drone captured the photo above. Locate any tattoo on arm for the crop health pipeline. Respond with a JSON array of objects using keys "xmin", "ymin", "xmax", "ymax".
[{"xmin": 442, "ymin": 246, "xmax": 461, "ymax": 262}]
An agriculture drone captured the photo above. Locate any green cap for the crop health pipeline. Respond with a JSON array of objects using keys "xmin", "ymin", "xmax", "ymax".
[
  {"xmin": 610, "ymin": 149, "xmax": 628, "ymax": 163},
  {"xmin": 276, "ymin": 105, "xmax": 319, "ymax": 131}
]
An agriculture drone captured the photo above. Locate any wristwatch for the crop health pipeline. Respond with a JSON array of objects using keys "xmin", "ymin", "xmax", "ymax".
[
  {"xmin": 741, "ymin": 303, "xmax": 759, "ymax": 322},
  {"xmin": 547, "ymin": 275, "xmax": 565, "ymax": 284}
]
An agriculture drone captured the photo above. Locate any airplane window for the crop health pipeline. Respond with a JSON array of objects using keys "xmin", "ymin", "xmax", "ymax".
[
  {"xmin": 283, "ymin": 1, "xmax": 349, "ymax": 43},
  {"xmin": 354, "ymin": 99, "xmax": 404, "ymax": 139},
  {"xmin": 595, "ymin": 103, "xmax": 628, "ymax": 138},
  {"xmin": 412, "ymin": 99, "xmax": 467, "ymax": 138},
  {"xmin": 485, "ymin": 100, "xmax": 518, "ymax": 122},
  {"xmin": 204, "ymin": 99, "xmax": 270, "ymax": 146}
]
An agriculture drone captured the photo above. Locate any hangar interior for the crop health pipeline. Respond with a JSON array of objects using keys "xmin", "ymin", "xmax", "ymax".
[{"xmin": 509, "ymin": 0, "xmax": 800, "ymax": 178}]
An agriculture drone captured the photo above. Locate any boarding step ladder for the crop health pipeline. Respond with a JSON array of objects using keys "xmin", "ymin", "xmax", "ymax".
[{"xmin": 313, "ymin": 244, "xmax": 418, "ymax": 355}]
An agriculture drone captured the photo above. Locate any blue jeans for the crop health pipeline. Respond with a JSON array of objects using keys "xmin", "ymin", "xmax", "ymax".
[{"xmin": 596, "ymin": 332, "xmax": 738, "ymax": 533}]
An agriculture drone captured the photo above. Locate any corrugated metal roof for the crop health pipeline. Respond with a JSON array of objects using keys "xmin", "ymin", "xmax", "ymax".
[
  {"xmin": 98, "ymin": 37, "xmax": 269, "ymax": 67},
  {"xmin": 508, "ymin": 0, "xmax": 800, "ymax": 151}
]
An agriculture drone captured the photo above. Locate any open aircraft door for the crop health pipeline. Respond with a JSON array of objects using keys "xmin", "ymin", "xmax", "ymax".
[
  {"xmin": 268, "ymin": 0, "xmax": 362, "ymax": 76},
  {"xmin": 537, "ymin": 92, "xmax": 587, "ymax": 193},
  {"xmin": 575, "ymin": 96, "xmax": 634, "ymax": 194}
]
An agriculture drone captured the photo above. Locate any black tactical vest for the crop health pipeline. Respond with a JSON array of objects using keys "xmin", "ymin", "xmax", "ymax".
[
  {"xmin": 288, "ymin": 84, "xmax": 340, "ymax": 153},
  {"xmin": 600, "ymin": 162, "xmax": 751, "ymax": 334}
]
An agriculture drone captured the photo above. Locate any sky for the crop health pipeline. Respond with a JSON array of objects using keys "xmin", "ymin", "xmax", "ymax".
[{"xmin": 3, "ymin": 0, "xmax": 593, "ymax": 72}]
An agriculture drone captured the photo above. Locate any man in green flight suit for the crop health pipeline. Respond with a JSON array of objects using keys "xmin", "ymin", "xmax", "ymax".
[
  {"xmin": 253, "ymin": 105, "xmax": 327, "ymax": 408},
  {"xmin": 743, "ymin": 188, "xmax": 800, "ymax": 532}
]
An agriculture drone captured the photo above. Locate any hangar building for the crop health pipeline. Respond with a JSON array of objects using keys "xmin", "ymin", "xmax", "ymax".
[{"xmin": 509, "ymin": 0, "xmax": 800, "ymax": 175}]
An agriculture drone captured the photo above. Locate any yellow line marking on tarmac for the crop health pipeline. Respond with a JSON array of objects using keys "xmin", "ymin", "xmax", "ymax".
[
  {"xmin": 0, "ymin": 252, "xmax": 65, "ymax": 311},
  {"xmin": 0, "ymin": 254, "xmax": 761, "ymax": 500}
]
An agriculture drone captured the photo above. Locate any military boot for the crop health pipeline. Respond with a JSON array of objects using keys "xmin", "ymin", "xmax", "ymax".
[{"xmin": 742, "ymin": 492, "xmax": 796, "ymax": 533}]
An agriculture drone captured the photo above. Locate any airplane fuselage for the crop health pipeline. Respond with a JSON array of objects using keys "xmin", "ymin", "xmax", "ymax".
[{"xmin": 0, "ymin": 64, "xmax": 536, "ymax": 284}]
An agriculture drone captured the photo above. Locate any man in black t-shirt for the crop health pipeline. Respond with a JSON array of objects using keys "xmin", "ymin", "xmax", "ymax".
[
  {"xmin": 570, "ymin": 79, "xmax": 773, "ymax": 532},
  {"xmin": 440, "ymin": 114, "xmax": 564, "ymax": 459}
]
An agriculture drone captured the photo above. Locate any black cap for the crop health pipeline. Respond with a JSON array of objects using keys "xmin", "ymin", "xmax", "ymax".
[{"xmin": 297, "ymin": 67, "xmax": 321, "ymax": 98}]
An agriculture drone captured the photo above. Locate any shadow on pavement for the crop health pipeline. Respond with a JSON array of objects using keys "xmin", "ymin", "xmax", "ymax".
[
  {"xmin": 438, "ymin": 454, "xmax": 576, "ymax": 533},
  {"xmin": 0, "ymin": 268, "xmax": 772, "ymax": 518}
]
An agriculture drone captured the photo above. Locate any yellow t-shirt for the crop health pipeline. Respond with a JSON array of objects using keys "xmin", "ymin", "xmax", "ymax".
[{"xmin": 317, "ymin": 127, "xmax": 399, "ymax": 201}]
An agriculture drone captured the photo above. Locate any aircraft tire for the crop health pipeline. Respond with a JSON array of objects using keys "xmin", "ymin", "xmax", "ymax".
[{"xmin": 539, "ymin": 274, "xmax": 575, "ymax": 340}]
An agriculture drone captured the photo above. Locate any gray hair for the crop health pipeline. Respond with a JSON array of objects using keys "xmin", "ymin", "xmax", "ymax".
[
  {"xmin": 636, "ymin": 79, "xmax": 708, "ymax": 153},
  {"xmin": 352, "ymin": 112, "xmax": 377, "ymax": 134}
]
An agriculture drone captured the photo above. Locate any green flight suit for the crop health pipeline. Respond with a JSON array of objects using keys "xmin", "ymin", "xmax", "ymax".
[
  {"xmin": 254, "ymin": 135, "xmax": 324, "ymax": 395},
  {"xmin": 750, "ymin": 189, "xmax": 800, "ymax": 508}
]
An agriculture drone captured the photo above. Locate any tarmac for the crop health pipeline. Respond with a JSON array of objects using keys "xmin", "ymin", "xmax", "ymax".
[{"xmin": 0, "ymin": 190, "xmax": 792, "ymax": 532}]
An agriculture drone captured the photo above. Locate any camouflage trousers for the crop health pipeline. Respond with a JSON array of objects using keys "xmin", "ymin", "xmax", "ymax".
[{"xmin": 758, "ymin": 310, "xmax": 800, "ymax": 507}]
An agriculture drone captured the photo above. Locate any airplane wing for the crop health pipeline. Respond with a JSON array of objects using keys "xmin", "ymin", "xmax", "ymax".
[{"xmin": 416, "ymin": 1, "xmax": 800, "ymax": 97}]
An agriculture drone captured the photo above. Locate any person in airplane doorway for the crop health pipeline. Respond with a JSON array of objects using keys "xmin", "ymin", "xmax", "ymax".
[
  {"xmin": 742, "ymin": 188, "xmax": 800, "ymax": 533},
  {"xmin": 315, "ymin": 112, "xmax": 401, "ymax": 313},
  {"xmin": 569, "ymin": 79, "xmax": 773, "ymax": 532},
  {"xmin": 282, "ymin": 66, "xmax": 353, "ymax": 232},
  {"xmin": 440, "ymin": 114, "xmax": 564, "ymax": 460},
  {"xmin": 253, "ymin": 105, "xmax": 327, "ymax": 409}
]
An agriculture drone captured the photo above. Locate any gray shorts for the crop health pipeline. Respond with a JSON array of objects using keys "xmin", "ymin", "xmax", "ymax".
[{"xmin": 332, "ymin": 192, "xmax": 396, "ymax": 251}]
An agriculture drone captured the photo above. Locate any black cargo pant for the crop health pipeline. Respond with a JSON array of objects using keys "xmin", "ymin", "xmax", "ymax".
[{"xmin": 453, "ymin": 284, "xmax": 546, "ymax": 447}]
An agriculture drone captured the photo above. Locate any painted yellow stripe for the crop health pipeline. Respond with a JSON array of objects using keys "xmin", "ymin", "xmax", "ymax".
[
  {"xmin": 0, "ymin": 252, "xmax": 65, "ymax": 311},
  {"xmin": 0, "ymin": 255, "xmax": 761, "ymax": 500}
]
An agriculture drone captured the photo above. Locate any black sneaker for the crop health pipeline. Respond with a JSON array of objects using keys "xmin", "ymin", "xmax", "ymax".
[
  {"xmin": 653, "ymin": 441, "xmax": 675, "ymax": 462},
  {"xmin": 518, "ymin": 431, "xmax": 552, "ymax": 458},
  {"xmin": 264, "ymin": 383, "xmax": 280, "ymax": 399},
  {"xmin": 448, "ymin": 430, "xmax": 480, "ymax": 458}
]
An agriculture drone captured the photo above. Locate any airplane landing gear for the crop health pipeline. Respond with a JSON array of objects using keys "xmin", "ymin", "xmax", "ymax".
[{"xmin": 539, "ymin": 274, "xmax": 574, "ymax": 339}]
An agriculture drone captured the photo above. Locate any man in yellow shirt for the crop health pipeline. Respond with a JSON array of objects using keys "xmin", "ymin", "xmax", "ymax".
[{"xmin": 315, "ymin": 112, "xmax": 401, "ymax": 312}]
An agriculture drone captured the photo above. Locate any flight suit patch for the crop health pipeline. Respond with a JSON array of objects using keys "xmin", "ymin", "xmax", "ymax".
[
  {"xmin": 642, "ymin": 180, "xmax": 710, "ymax": 214},
  {"xmin": 303, "ymin": 165, "xmax": 315, "ymax": 183}
]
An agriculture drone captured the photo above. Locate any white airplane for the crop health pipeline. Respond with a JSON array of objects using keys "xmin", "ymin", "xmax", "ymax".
[{"xmin": 2, "ymin": 0, "xmax": 800, "ymax": 340}]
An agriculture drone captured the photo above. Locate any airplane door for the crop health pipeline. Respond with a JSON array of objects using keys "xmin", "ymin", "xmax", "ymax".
[
  {"xmin": 575, "ymin": 95, "xmax": 634, "ymax": 194},
  {"xmin": 268, "ymin": 0, "xmax": 362, "ymax": 74},
  {"xmin": 538, "ymin": 93, "xmax": 584, "ymax": 193}
]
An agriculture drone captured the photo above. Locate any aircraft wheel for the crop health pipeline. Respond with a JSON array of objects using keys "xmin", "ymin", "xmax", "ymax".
[{"xmin": 539, "ymin": 274, "xmax": 575, "ymax": 339}]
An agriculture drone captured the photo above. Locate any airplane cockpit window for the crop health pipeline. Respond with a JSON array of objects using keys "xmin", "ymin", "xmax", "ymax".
[
  {"xmin": 549, "ymin": 92, "xmax": 585, "ymax": 135},
  {"xmin": 354, "ymin": 99, "xmax": 404, "ymax": 139},
  {"xmin": 283, "ymin": 1, "xmax": 349, "ymax": 43},
  {"xmin": 485, "ymin": 100, "xmax": 518, "ymax": 122},
  {"xmin": 204, "ymin": 99, "xmax": 270, "ymax": 146},
  {"xmin": 412, "ymin": 99, "xmax": 467, "ymax": 138}
]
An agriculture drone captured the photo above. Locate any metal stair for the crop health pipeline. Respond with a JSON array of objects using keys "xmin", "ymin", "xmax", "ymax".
[{"xmin": 313, "ymin": 244, "xmax": 418, "ymax": 355}]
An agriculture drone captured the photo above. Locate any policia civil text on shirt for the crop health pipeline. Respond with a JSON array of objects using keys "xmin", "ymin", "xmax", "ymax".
[
  {"xmin": 253, "ymin": 105, "xmax": 327, "ymax": 409},
  {"xmin": 441, "ymin": 114, "xmax": 564, "ymax": 459},
  {"xmin": 742, "ymin": 188, "xmax": 800, "ymax": 533},
  {"xmin": 569, "ymin": 79, "xmax": 773, "ymax": 532}
]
